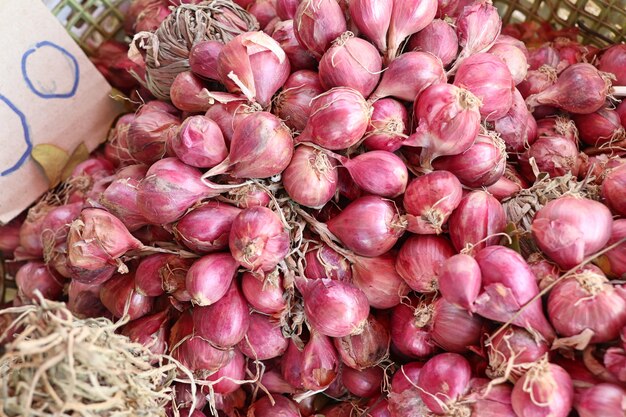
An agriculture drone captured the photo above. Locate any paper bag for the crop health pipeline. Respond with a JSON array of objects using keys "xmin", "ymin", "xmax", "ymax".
[{"xmin": 0, "ymin": 0, "xmax": 124, "ymax": 224}]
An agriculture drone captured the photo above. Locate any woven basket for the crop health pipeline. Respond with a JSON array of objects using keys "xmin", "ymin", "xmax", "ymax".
[
  {"xmin": 495, "ymin": 0, "xmax": 626, "ymax": 46},
  {"xmin": 44, "ymin": 0, "xmax": 129, "ymax": 55}
]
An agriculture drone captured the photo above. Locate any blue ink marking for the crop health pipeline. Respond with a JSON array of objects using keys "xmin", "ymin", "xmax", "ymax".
[
  {"xmin": 0, "ymin": 94, "xmax": 32, "ymax": 176},
  {"xmin": 21, "ymin": 41, "xmax": 79, "ymax": 99}
]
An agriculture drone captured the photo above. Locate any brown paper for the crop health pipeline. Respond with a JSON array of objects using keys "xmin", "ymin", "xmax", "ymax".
[{"xmin": 0, "ymin": 0, "xmax": 124, "ymax": 224}]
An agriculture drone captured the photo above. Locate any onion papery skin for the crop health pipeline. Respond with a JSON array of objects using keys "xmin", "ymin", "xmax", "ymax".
[{"xmin": 475, "ymin": 245, "xmax": 556, "ymax": 342}]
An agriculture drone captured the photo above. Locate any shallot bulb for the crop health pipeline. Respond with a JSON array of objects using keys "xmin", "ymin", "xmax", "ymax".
[
  {"xmin": 100, "ymin": 165, "xmax": 149, "ymax": 232},
  {"xmin": 333, "ymin": 314, "xmax": 390, "ymax": 369},
  {"xmin": 300, "ymin": 278, "xmax": 370, "ymax": 337},
  {"xmin": 229, "ymin": 206, "xmax": 289, "ymax": 273},
  {"xmin": 204, "ymin": 97, "xmax": 252, "ymax": 144},
  {"xmin": 319, "ymin": 32, "xmax": 382, "ymax": 97},
  {"xmin": 363, "ymin": 98, "xmax": 409, "ymax": 152},
  {"xmin": 408, "ymin": 19, "xmax": 459, "ymax": 67},
  {"xmin": 283, "ymin": 146, "xmax": 338, "ymax": 208},
  {"xmin": 454, "ymin": 0, "xmax": 501, "ymax": 68},
  {"xmin": 193, "ymin": 281, "xmax": 250, "ymax": 348},
  {"xmin": 417, "ymin": 353, "xmax": 472, "ymax": 415},
  {"xmin": 327, "ymin": 195, "xmax": 406, "ymax": 257},
  {"xmin": 494, "ymin": 88, "xmax": 537, "ymax": 153},
  {"xmin": 342, "ymin": 366, "xmax": 383, "ymax": 398},
  {"xmin": 438, "ymin": 254, "xmax": 481, "ymax": 311},
  {"xmin": 518, "ymin": 135, "xmax": 580, "ymax": 181},
  {"xmin": 293, "ymin": 0, "xmax": 347, "ymax": 59},
  {"xmin": 431, "ymin": 298, "xmax": 483, "ymax": 353},
  {"xmin": 605, "ymin": 219, "xmax": 626, "ymax": 278},
  {"xmin": 526, "ymin": 63, "xmax": 612, "ymax": 114},
  {"xmin": 241, "ymin": 272, "xmax": 286, "ymax": 314},
  {"xmin": 299, "ymin": 87, "xmax": 371, "ymax": 150},
  {"xmin": 217, "ymin": 31, "xmax": 290, "ymax": 107},
  {"xmin": 67, "ymin": 208, "xmax": 142, "ymax": 282},
  {"xmin": 488, "ymin": 35, "xmax": 529, "ymax": 85},
  {"xmin": 304, "ymin": 243, "xmax": 352, "ymax": 282},
  {"xmin": 432, "ymin": 130, "xmax": 507, "ymax": 188},
  {"xmin": 486, "ymin": 326, "xmax": 549, "ymax": 382},
  {"xmin": 248, "ymin": 0, "xmax": 278, "ymax": 29},
  {"xmin": 391, "ymin": 297, "xmax": 437, "ymax": 358},
  {"xmin": 598, "ymin": 44, "xmax": 626, "ymax": 86},
  {"xmin": 527, "ymin": 45, "xmax": 560, "ymax": 70},
  {"xmin": 206, "ymin": 348, "xmax": 246, "ymax": 394},
  {"xmin": 271, "ymin": 20, "xmax": 317, "ymax": 71},
  {"xmin": 448, "ymin": 190, "xmax": 506, "ymax": 253},
  {"xmin": 518, "ymin": 65, "xmax": 558, "ymax": 98},
  {"xmin": 134, "ymin": 254, "xmax": 168, "ymax": 297},
  {"xmin": 127, "ymin": 104, "xmax": 180, "ymax": 164},
  {"xmin": 173, "ymin": 336, "xmax": 234, "ymax": 379},
  {"xmin": 170, "ymin": 115, "xmax": 228, "ymax": 168},
  {"xmin": 548, "ymin": 266, "xmax": 626, "ymax": 345},
  {"xmin": 575, "ymin": 383, "xmax": 626, "ymax": 417},
  {"xmin": 67, "ymin": 280, "xmax": 108, "ymax": 318},
  {"xmin": 15, "ymin": 261, "xmax": 64, "ymax": 301},
  {"xmin": 333, "ymin": 150, "xmax": 408, "ymax": 198},
  {"xmin": 349, "ymin": 0, "xmax": 392, "ymax": 53},
  {"xmin": 511, "ymin": 359, "xmax": 573, "ymax": 417},
  {"xmin": 475, "ymin": 246, "xmax": 555, "ymax": 341},
  {"xmin": 573, "ymin": 107, "xmax": 625, "ymax": 146},
  {"xmin": 301, "ymin": 330, "xmax": 340, "ymax": 390},
  {"xmin": 453, "ymin": 53, "xmax": 515, "ymax": 121},
  {"xmin": 170, "ymin": 71, "xmax": 210, "ymax": 113},
  {"xmin": 352, "ymin": 252, "xmax": 410, "ymax": 309},
  {"xmin": 247, "ymin": 395, "xmax": 301, "ymax": 417},
  {"xmin": 186, "ymin": 253, "xmax": 239, "ymax": 306},
  {"xmin": 385, "ymin": 0, "xmax": 438, "ymax": 62},
  {"xmin": 189, "ymin": 40, "xmax": 223, "ymax": 80},
  {"xmin": 173, "ymin": 201, "xmax": 242, "ymax": 254},
  {"xmin": 121, "ymin": 310, "xmax": 169, "ymax": 355},
  {"xmin": 388, "ymin": 362, "xmax": 428, "ymax": 417},
  {"xmin": 238, "ymin": 313, "xmax": 288, "ymax": 360},
  {"xmin": 100, "ymin": 273, "xmax": 153, "ymax": 320},
  {"xmin": 203, "ymin": 111, "xmax": 294, "ymax": 179},
  {"xmin": 602, "ymin": 164, "xmax": 626, "ymax": 216},
  {"xmin": 403, "ymin": 171, "xmax": 463, "ymax": 235},
  {"xmin": 369, "ymin": 51, "xmax": 446, "ymax": 102},
  {"xmin": 531, "ymin": 196, "xmax": 613, "ymax": 269},
  {"xmin": 137, "ymin": 158, "xmax": 217, "ymax": 225},
  {"xmin": 276, "ymin": 0, "xmax": 298, "ymax": 19},
  {"xmin": 275, "ymin": 70, "xmax": 324, "ymax": 131},
  {"xmin": 406, "ymin": 83, "xmax": 481, "ymax": 169},
  {"xmin": 396, "ymin": 235, "xmax": 455, "ymax": 293}
]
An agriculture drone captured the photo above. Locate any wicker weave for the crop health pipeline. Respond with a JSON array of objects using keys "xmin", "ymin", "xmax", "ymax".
[
  {"xmin": 45, "ymin": 0, "xmax": 129, "ymax": 55},
  {"xmin": 495, "ymin": 0, "xmax": 626, "ymax": 46}
]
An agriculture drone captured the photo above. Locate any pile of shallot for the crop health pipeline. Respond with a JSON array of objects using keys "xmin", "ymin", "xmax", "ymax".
[{"xmin": 2, "ymin": 0, "xmax": 626, "ymax": 416}]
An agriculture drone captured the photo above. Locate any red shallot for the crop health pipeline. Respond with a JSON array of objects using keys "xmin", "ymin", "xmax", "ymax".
[
  {"xmin": 185, "ymin": 252, "xmax": 239, "ymax": 306},
  {"xmin": 531, "ymin": 196, "xmax": 613, "ymax": 269},
  {"xmin": 363, "ymin": 98, "xmax": 409, "ymax": 152},
  {"xmin": 403, "ymin": 170, "xmax": 463, "ymax": 235},
  {"xmin": 408, "ymin": 19, "xmax": 459, "ymax": 67},
  {"xmin": 396, "ymin": 235, "xmax": 455, "ymax": 293}
]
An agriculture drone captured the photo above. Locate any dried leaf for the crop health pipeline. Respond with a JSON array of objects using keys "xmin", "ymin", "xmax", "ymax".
[
  {"xmin": 31, "ymin": 144, "xmax": 70, "ymax": 187},
  {"xmin": 61, "ymin": 142, "xmax": 90, "ymax": 181}
]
